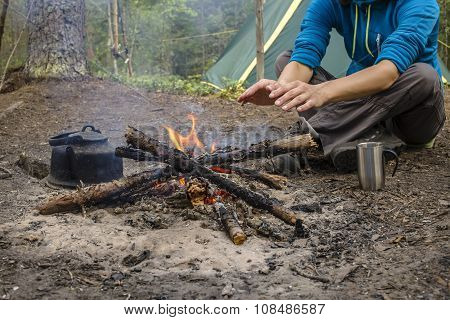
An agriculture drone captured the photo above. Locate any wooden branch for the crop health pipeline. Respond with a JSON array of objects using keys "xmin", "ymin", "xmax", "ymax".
[
  {"xmin": 194, "ymin": 164, "xmax": 298, "ymax": 225},
  {"xmin": 37, "ymin": 168, "xmax": 173, "ymax": 215},
  {"xmin": 121, "ymin": 128, "xmax": 301, "ymax": 226},
  {"xmin": 215, "ymin": 202, "xmax": 246, "ymax": 245},
  {"xmin": 196, "ymin": 134, "xmax": 317, "ymax": 166},
  {"xmin": 116, "ymin": 146, "xmax": 161, "ymax": 162},
  {"xmin": 210, "ymin": 165, "xmax": 286, "ymax": 190}
]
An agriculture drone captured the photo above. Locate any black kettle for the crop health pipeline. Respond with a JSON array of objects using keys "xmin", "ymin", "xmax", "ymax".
[{"xmin": 47, "ymin": 125, "xmax": 123, "ymax": 188}]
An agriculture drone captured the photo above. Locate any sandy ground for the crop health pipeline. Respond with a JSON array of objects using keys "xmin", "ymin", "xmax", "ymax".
[{"xmin": 0, "ymin": 79, "xmax": 448, "ymax": 300}]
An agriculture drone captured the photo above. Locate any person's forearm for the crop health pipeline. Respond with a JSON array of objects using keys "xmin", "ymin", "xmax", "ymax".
[
  {"xmin": 278, "ymin": 61, "xmax": 314, "ymax": 85},
  {"xmin": 321, "ymin": 60, "xmax": 400, "ymax": 103}
]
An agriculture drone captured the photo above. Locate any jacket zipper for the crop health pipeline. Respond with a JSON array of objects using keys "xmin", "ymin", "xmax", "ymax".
[{"xmin": 376, "ymin": 34, "xmax": 381, "ymax": 55}]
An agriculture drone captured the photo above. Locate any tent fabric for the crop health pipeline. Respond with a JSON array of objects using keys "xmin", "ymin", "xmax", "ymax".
[{"xmin": 205, "ymin": 0, "xmax": 449, "ymax": 88}]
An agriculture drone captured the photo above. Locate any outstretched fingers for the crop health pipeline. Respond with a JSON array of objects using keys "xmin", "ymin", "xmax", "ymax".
[
  {"xmin": 238, "ymin": 79, "xmax": 273, "ymax": 103},
  {"xmin": 281, "ymin": 94, "xmax": 309, "ymax": 111},
  {"xmin": 269, "ymin": 81, "xmax": 302, "ymax": 100}
]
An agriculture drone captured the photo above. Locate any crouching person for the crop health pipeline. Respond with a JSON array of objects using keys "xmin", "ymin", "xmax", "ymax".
[{"xmin": 238, "ymin": 0, "xmax": 446, "ymax": 174}]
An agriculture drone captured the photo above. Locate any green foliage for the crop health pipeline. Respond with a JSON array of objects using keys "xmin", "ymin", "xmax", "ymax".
[
  {"xmin": 120, "ymin": 74, "xmax": 215, "ymax": 96},
  {"xmin": 215, "ymin": 79, "xmax": 246, "ymax": 100},
  {"xmin": 111, "ymin": 74, "xmax": 245, "ymax": 100}
]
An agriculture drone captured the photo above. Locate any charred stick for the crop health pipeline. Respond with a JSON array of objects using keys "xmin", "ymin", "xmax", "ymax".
[
  {"xmin": 37, "ymin": 167, "xmax": 173, "ymax": 215},
  {"xmin": 196, "ymin": 134, "xmax": 317, "ymax": 166},
  {"xmin": 193, "ymin": 165, "xmax": 298, "ymax": 226},
  {"xmin": 210, "ymin": 165, "xmax": 286, "ymax": 190},
  {"xmin": 214, "ymin": 202, "xmax": 247, "ymax": 245},
  {"xmin": 115, "ymin": 146, "xmax": 161, "ymax": 162},
  {"xmin": 118, "ymin": 144, "xmax": 299, "ymax": 226}
]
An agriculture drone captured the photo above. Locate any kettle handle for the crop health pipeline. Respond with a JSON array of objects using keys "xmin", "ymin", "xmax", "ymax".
[
  {"xmin": 383, "ymin": 149, "xmax": 399, "ymax": 177},
  {"xmin": 82, "ymin": 125, "xmax": 101, "ymax": 134}
]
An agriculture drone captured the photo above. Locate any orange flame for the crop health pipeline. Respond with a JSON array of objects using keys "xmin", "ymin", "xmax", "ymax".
[
  {"xmin": 164, "ymin": 114, "xmax": 215, "ymax": 154},
  {"xmin": 210, "ymin": 142, "xmax": 217, "ymax": 154}
]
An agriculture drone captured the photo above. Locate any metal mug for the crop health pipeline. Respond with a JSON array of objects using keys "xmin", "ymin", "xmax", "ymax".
[{"xmin": 357, "ymin": 142, "xmax": 399, "ymax": 191}]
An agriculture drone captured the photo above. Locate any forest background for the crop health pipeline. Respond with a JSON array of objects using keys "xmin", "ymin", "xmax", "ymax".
[{"xmin": 0, "ymin": 0, "xmax": 448, "ymax": 95}]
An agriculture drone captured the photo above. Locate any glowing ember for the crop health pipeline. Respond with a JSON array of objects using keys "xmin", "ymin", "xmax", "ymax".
[
  {"xmin": 164, "ymin": 114, "xmax": 215, "ymax": 155},
  {"xmin": 204, "ymin": 197, "xmax": 217, "ymax": 205},
  {"xmin": 210, "ymin": 142, "xmax": 217, "ymax": 154}
]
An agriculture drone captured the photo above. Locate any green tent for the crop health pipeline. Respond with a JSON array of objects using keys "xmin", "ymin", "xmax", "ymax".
[{"xmin": 205, "ymin": 0, "xmax": 449, "ymax": 88}]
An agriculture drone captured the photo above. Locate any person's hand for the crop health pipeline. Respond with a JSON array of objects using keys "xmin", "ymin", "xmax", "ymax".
[
  {"xmin": 238, "ymin": 79, "xmax": 278, "ymax": 106},
  {"xmin": 267, "ymin": 81, "xmax": 329, "ymax": 112}
]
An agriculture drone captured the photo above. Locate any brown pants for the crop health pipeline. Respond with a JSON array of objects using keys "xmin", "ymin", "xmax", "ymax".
[{"xmin": 276, "ymin": 51, "xmax": 446, "ymax": 155}]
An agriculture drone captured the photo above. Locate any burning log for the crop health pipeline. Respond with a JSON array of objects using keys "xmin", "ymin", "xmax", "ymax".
[
  {"xmin": 194, "ymin": 164, "xmax": 298, "ymax": 225},
  {"xmin": 37, "ymin": 167, "xmax": 173, "ymax": 215},
  {"xmin": 120, "ymin": 127, "xmax": 299, "ymax": 226},
  {"xmin": 214, "ymin": 202, "xmax": 247, "ymax": 245},
  {"xmin": 210, "ymin": 165, "xmax": 286, "ymax": 190},
  {"xmin": 186, "ymin": 178, "xmax": 208, "ymax": 206},
  {"xmin": 196, "ymin": 134, "xmax": 318, "ymax": 166},
  {"xmin": 117, "ymin": 147, "xmax": 297, "ymax": 225}
]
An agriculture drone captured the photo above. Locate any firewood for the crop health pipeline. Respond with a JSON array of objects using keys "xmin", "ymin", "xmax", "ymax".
[
  {"xmin": 214, "ymin": 202, "xmax": 246, "ymax": 245},
  {"xmin": 37, "ymin": 167, "xmax": 173, "ymax": 215},
  {"xmin": 194, "ymin": 164, "xmax": 298, "ymax": 225},
  {"xmin": 120, "ymin": 128, "xmax": 301, "ymax": 226},
  {"xmin": 210, "ymin": 165, "xmax": 286, "ymax": 190},
  {"xmin": 186, "ymin": 178, "xmax": 208, "ymax": 206},
  {"xmin": 196, "ymin": 134, "xmax": 318, "ymax": 166},
  {"xmin": 118, "ymin": 147, "xmax": 298, "ymax": 225}
]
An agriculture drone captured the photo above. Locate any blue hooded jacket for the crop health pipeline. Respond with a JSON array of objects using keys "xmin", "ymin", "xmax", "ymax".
[{"xmin": 290, "ymin": 0, "xmax": 442, "ymax": 78}]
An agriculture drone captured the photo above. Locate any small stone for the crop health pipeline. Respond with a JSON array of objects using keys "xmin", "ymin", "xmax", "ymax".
[
  {"xmin": 438, "ymin": 200, "xmax": 449, "ymax": 207},
  {"xmin": 342, "ymin": 201, "xmax": 357, "ymax": 211},
  {"xmin": 114, "ymin": 208, "xmax": 125, "ymax": 215},
  {"xmin": 336, "ymin": 205, "xmax": 344, "ymax": 212},
  {"xmin": 258, "ymin": 267, "xmax": 270, "ymax": 275},
  {"xmin": 125, "ymin": 207, "xmax": 136, "ymax": 214},
  {"xmin": 221, "ymin": 283, "xmax": 235, "ymax": 298},
  {"xmin": 12, "ymin": 286, "xmax": 19, "ymax": 291}
]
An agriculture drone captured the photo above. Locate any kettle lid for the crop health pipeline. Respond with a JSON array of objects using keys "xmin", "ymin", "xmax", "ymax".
[
  {"xmin": 49, "ymin": 125, "xmax": 107, "ymax": 146},
  {"xmin": 67, "ymin": 125, "xmax": 108, "ymax": 144}
]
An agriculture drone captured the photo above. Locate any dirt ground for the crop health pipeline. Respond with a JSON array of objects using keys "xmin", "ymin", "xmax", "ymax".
[{"xmin": 0, "ymin": 79, "xmax": 448, "ymax": 300}]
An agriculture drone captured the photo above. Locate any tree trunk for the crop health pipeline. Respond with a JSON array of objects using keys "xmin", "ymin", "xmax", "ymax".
[
  {"xmin": 120, "ymin": 0, "xmax": 133, "ymax": 77},
  {"xmin": 107, "ymin": 1, "xmax": 118, "ymax": 75},
  {"xmin": 112, "ymin": 0, "xmax": 120, "ymax": 75},
  {"xmin": 444, "ymin": 0, "xmax": 448, "ymax": 67},
  {"xmin": 120, "ymin": 0, "xmax": 133, "ymax": 76},
  {"xmin": 25, "ymin": 0, "xmax": 87, "ymax": 79},
  {"xmin": 0, "ymin": 0, "xmax": 9, "ymax": 53}
]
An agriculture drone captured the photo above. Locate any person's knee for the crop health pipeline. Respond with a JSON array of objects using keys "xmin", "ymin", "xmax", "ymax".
[
  {"xmin": 409, "ymin": 63, "xmax": 439, "ymax": 91},
  {"xmin": 275, "ymin": 50, "xmax": 292, "ymax": 78}
]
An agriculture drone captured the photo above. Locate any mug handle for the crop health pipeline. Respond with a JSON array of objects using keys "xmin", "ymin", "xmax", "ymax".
[{"xmin": 383, "ymin": 149, "xmax": 399, "ymax": 177}]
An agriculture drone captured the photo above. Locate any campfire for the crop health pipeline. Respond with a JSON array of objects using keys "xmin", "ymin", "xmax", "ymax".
[
  {"xmin": 37, "ymin": 117, "xmax": 318, "ymax": 244},
  {"xmin": 164, "ymin": 114, "xmax": 216, "ymax": 156}
]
